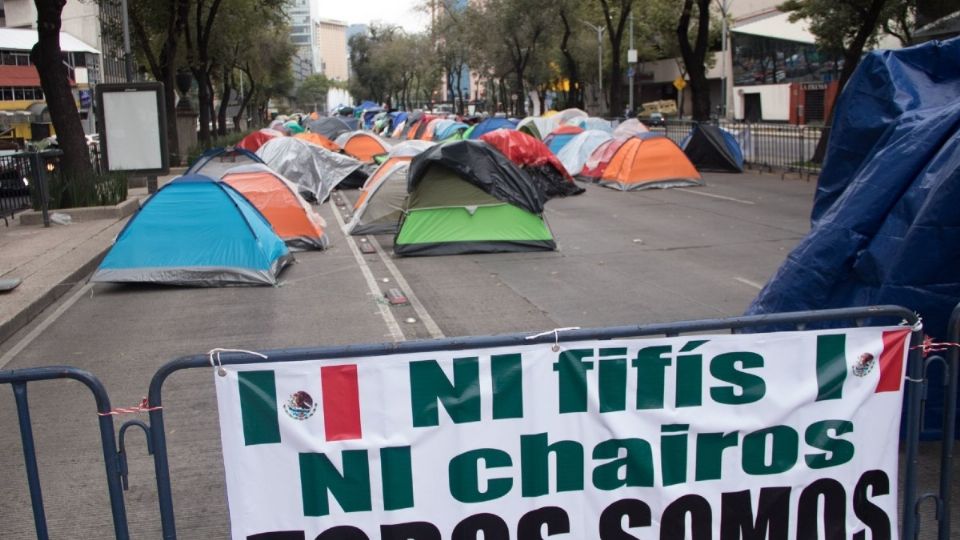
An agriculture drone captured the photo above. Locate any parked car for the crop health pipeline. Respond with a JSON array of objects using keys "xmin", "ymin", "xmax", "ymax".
[{"xmin": 648, "ymin": 112, "xmax": 666, "ymax": 127}]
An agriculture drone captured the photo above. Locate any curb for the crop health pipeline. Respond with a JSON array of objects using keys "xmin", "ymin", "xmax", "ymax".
[
  {"xmin": 0, "ymin": 245, "xmax": 108, "ymax": 346},
  {"xmin": 18, "ymin": 198, "xmax": 140, "ymax": 226}
]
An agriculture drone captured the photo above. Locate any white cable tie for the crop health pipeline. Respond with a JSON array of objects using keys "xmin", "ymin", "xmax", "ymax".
[
  {"xmin": 207, "ymin": 348, "xmax": 268, "ymax": 377},
  {"xmin": 525, "ymin": 327, "xmax": 581, "ymax": 352}
]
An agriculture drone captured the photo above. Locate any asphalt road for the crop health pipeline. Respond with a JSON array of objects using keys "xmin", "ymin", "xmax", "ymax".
[{"xmin": 0, "ymin": 172, "xmax": 950, "ymax": 538}]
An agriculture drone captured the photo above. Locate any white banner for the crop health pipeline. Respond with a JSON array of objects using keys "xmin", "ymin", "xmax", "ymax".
[{"xmin": 215, "ymin": 326, "xmax": 911, "ymax": 539}]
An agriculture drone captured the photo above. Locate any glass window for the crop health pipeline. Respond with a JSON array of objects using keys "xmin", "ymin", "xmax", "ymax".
[
  {"xmin": 14, "ymin": 88, "xmax": 24, "ymax": 100},
  {"xmin": 15, "ymin": 54, "xmax": 29, "ymax": 66},
  {"xmin": 731, "ymin": 33, "xmax": 842, "ymax": 86},
  {"xmin": 0, "ymin": 88, "xmax": 11, "ymax": 100},
  {"xmin": 290, "ymin": 35, "xmax": 310, "ymax": 44}
]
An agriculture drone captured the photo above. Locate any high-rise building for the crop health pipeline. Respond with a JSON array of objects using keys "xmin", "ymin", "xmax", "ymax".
[
  {"xmin": 314, "ymin": 19, "xmax": 348, "ymax": 81},
  {"xmin": 287, "ymin": 0, "xmax": 314, "ymax": 84}
]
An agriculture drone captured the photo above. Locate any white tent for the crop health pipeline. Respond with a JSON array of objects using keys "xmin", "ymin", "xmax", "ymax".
[{"xmin": 556, "ymin": 130, "xmax": 613, "ymax": 176}]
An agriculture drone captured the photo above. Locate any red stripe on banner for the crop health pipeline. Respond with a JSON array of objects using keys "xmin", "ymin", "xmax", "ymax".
[
  {"xmin": 321, "ymin": 365, "xmax": 363, "ymax": 441},
  {"xmin": 876, "ymin": 329, "xmax": 910, "ymax": 393}
]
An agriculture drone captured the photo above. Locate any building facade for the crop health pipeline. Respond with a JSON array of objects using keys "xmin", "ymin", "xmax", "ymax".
[
  {"xmin": 287, "ymin": 0, "xmax": 314, "ymax": 86},
  {"xmin": 314, "ymin": 19, "xmax": 348, "ymax": 81}
]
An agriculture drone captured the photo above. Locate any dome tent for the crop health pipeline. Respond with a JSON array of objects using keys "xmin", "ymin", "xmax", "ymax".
[
  {"xmin": 256, "ymin": 137, "xmax": 364, "ymax": 203},
  {"xmin": 680, "ymin": 123, "xmax": 744, "ymax": 172},
  {"xmin": 581, "ymin": 134, "xmax": 702, "ymax": 191},
  {"xmin": 92, "ymin": 175, "xmax": 292, "ymax": 286},
  {"xmin": 395, "ymin": 140, "xmax": 555, "ymax": 256},
  {"xmin": 187, "ymin": 147, "xmax": 264, "ymax": 179},
  {"xmin": 221, "ymin": 164, "xmax": 329, "ymax": 250},
  {"xmin": 346, "ymin": 159, "xmax": 410, "ymax": 236},
  {"xmin": 479, "ymin": 129, "xmax": 584, "ymax": 199}
]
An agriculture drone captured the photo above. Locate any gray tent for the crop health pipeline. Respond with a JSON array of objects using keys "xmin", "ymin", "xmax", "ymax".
[
  {"xmin": 346, "ymin": 160, "xmax": 409, "ymax": 235},
  {"xmin": 306, "ymin": 116, "xmax": 352, "ymax": 140},
  {"xmin": 256, "ymin": 137, "xmax": 363, "ymax": 203}
]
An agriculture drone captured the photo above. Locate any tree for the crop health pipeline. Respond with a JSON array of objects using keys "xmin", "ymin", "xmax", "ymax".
[
  {"xmin": 184, "ymin": 0, "xmax": 226, "ymax": 144},
  {"xmin": 676, "ymin": 0, "xmax": 712, "ymax": 121},
  {"xmin": 32, "ymin": 0, "xmax": 92, "ymax": 185},
  {"xmin": 597, "ymin": 0, "xmax": 633, "ymax": 116},
  {"xmin": 780, "ymin": 0, "xmax": 898, "ymax": 159},
  {"xmin": 296, "ymin": 74, "xmax": 332, "ymax": 111}
]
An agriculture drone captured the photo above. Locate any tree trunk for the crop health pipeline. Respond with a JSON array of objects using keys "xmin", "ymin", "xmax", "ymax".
[
  {"xmin": 218, "ymin": 68, "xmax": 231, "ymax": 136},
  {"xmin": 194, "ymin": 68, "xmax": 211, "ymax": 142},
  {"xmin": 558, "ymin": 10, "xmax": 583, "ymax": 110},
  {"xmin": 811, "ymin": 0, "xmax": 886, "ymax": 162},
  {"xmin": 677, "ymin": 0, "xmax": 712, "ymax": 121},
  {"xmin": 32, "ymin": 0, "xmax": 92, "ymax": 198}
]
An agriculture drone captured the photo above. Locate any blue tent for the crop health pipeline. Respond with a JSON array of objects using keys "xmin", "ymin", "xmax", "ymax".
[
  {"xmin": 391, "ymin": 112, "xmax": 408, "ymax": 133},
  {"xmin": 468, "ymin": 117, "xmax": 518, "ymax": 139},
  {"xmin": 186, "ymin": 147, "xmax": 264, "ymax": 179},
  {"xmin": 680, "ymin": 124, "xmax": 744, "ymax": 172},
  {"xmin": 92, "ymin": 175, "xmax": 293, "ymax": 286},
  {"xmin": 436, "ymin": 121, "xmax": 469, "ymax": 140},
  {"xmin": 545, "ymin": 132, "xmax": 579, "ymax": 155},
  {"xmin": 746, "ymin": 37, "xmax": 960, "ymax": 438}
]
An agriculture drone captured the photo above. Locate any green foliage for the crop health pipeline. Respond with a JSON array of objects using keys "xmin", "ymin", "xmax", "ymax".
[
  {"xmin": 296, "ymin": 75, "xmax": 333, "ymax": 111},
  {"xmin": 779, "ymin": 0, "xmax": 904, "ymax": 55},
  {"xmin": 39, "ymin": 169, "xmax": 129, "ymax": 210},
  {"xmin": 184, "ymin": 131, "xmax": 250, "ymax": 167}
]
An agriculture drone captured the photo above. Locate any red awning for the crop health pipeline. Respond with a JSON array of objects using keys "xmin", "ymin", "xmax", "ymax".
[{"xmin": 0, "ymin": 65, "xmax": 41, "ymax": 87}]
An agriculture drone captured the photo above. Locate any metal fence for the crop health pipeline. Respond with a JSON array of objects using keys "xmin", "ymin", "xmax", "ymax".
[
  {"xmin": 645, "ymin": 120, "xmax": 825, "ymax": 178},
  {"xmin": 1, "ymin": 305, "xmax": 956, "ymax": 539},
  {"xmin": 0, "ymin": 152, "xmax": 35, "ymax": 226}
]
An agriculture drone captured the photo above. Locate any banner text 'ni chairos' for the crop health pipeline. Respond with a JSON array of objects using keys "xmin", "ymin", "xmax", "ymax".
[{"xmin": 214, "ymin": 326, "xmax": 910, "ymax": 539}]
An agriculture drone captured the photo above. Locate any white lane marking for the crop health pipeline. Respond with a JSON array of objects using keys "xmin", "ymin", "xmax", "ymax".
[
  {"xmin": 329, "ymin": 202, "xmax": 405, "ymax": 342},
  {"xmin": 0, "ymin": 282, "xmax": 93, "ymax": 369},
  {"xmin": 734, "ymin": 276, "xmax": 764, "ymax": 290},
  {"xmin": 368, "ymin": 236, "xmax": 444, "ymax": 339},
  {"xmin": 676, "ymin": 188, "xmax": 756, "ymax": 205}
]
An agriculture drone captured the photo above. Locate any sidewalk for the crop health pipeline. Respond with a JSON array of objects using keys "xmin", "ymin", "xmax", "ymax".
[{"xmin": 0, "ymin": 170, "xmax": 183, "ymax": 348}]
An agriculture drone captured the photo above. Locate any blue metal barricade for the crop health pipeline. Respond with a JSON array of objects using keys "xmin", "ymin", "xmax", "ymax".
[
  {"xmin": 0, "ymin": 366, "xmax": 130, "ymax": 540},
  {"xmin": 142, "ymin": 304, "xmax": 948, "ymax": 540},
  {"xmin": 3, "ymin": 304, "xmax": 956, "ymax": 539}
]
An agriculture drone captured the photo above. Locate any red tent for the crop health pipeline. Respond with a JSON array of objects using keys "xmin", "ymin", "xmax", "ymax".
[
  {"xmin": 236, "ymin": 129, "xmax": 283, "ymax": 152},
  {"xmin": 480, "ymin": 129, "xmax": 584, "ymax": 199}
]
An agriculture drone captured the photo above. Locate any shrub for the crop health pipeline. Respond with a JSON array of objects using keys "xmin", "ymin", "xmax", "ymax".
[{"xmin": 34, "ymin": 169, "xmax": 128, "ymax": 210}]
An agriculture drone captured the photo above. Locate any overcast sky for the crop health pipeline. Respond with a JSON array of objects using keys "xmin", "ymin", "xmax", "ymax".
[{"xmin": 314, "ymin": 0, "xmax": 429, "ymax": 32}]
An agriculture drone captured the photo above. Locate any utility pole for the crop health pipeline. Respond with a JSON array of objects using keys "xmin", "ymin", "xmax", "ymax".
[
  {"xmin": 120, "ymin": 0, "xmax": 134, "ymax": 82},
  {"xmin": 720, "ymin": 0, "xmax": 732, "ymax": 119},
  {"xmin": 581, "ymin": 20, "xmax": 606, "ymax": 114},
  {"xmin": 628, "ymin": 13, "xmax": 636, "ymax": 115}
]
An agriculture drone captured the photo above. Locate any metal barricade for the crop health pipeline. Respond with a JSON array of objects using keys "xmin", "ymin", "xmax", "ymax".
[
  {"xmin": 0, "ymin": 366, "xmax": 130, "ymax": 539},
  {"xmin": 141, "ymin": 305, "xmax": 949, "ymax": 540},
  {"xmin": 2, "ymin": 305, "xmax": 956, "ymax": 539}
]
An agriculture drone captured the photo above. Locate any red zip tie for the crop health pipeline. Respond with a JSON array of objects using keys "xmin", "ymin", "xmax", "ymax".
[
  {"xmin": 910, "ymin": 335, "xmax": 960, "ymax": 356},
  {"xmin": 97, "ymin": 397, "xmax": 162, "ymax": 416}
]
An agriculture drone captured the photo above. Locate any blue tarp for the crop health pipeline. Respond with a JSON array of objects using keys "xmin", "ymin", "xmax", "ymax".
[
  {"xmin": 746, "ymin": 37, "xmax": 960, "ymax": 438},
  {"xmin": 92, "ymin": 175, "xmax": 292, "ymax": 286},
  {"xmin": 468, "ymin": 118, "xmax": 518, "ymax": 139}
]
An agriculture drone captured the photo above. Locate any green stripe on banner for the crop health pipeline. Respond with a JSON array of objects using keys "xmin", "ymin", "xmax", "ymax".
[
  {"xmin": 816, "ymin": 334, "xmax": 847, "ymax": 401},
  {"xmin": 238, "ymin": 370, "xmax": 281, "ymax": 446}
]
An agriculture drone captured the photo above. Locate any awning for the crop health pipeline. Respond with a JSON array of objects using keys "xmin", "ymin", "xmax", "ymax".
[{"xmin": 733, "ymin": 12, "xmax": 816, "ymax": 44}]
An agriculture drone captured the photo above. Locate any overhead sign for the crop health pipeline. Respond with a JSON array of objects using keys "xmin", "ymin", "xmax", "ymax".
[
  {"xmin": 673, "ymin": 77, "xmax": 687, "ymax": 91},
  {"xmin": 95, "ymin": 82, "xmax": 169, "ymax": 175},
  {"xmin": 627, "ymin": 49, "xmax": 638, "ymax": 63},
  {"xmin": 215, "ymin": 327, "xmax": 909, "ymax": 539}
]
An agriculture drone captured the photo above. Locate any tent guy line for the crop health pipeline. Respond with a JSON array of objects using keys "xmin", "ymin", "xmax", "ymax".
[{"xmin": 329, "ymin": 200, "xmax": 406, "ymax": 342}]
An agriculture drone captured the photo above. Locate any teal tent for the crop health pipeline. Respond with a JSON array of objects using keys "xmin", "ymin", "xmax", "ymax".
[{"xmin": 92, "ymin": 175, "xmax": 292, "ymax": 286}]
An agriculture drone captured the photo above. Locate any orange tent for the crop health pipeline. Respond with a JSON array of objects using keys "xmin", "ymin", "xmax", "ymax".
[
  {"xmin": 334, "ymin": 131, "xmax": 391, "ymax": 163},
  {"xmin": 221, "ymin": 164, "xmax": 329, "ymax": 250},
  {"xmin": 294, "ymin": 132, "xmax": 340, "ymax": 152},
  {"xmin": 586, "ymin": 134, "xmax": 702, "ymax": 191}
]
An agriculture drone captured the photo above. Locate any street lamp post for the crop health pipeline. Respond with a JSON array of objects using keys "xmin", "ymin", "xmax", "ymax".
[
  {"xmin": 581, "ymin": 20, "xmax": 606, "ymax": 114},
  {"xmin": 120, "ymin": 0, "xmax": 134, "ymax": 82},
  {"xmin": 720, "ymin": 0, "xmax": 733, "ymax": 119}
]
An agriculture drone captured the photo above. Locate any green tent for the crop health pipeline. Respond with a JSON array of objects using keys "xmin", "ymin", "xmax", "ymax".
[{"xmin": 395, "ymin": 140, "xmax": 555, "ymax": 256}]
